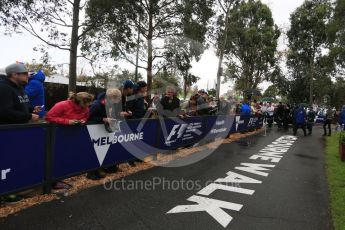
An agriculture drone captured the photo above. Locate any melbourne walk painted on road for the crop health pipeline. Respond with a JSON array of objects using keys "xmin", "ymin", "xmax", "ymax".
[
  {"xmin": 0, "ymin": 128, "xmax": 331, "ymax": 230},
  {"xmin": 167, "ymin": 135, "xmax": 297, "ymax": 228}
]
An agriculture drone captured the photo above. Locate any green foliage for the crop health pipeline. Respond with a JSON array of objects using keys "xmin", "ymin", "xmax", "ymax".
[
  {"xmin": 286, "ymin": 0, "xmax": 332, "ymax": 104},
  {"xmin": 222, "ymin": 0, "xmax": 280, "ymax": 91},
  {"xmin": 263, "ymin": 85, "xmax": 279, "ymax": 99},
  {"xmin": 152, "ymin": 69, "xmax": 181, "ymax": 94},
  {"xmin": 207, "ymin": 88, "xmax": 216, "ymax": 97},
  {"xmin": 82, "ymin": 0, "xmax": 214, "ymax": 91},
  {"xmin": 325, "ymin": 133, "xmax": 345, "ymax": 229},
  {"xmin": 328, "ymin": 0, "xmax": 345, "ymax": 72}
]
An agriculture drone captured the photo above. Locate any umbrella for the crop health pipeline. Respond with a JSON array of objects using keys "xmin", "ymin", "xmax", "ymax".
[{"xmin": 261, "ymin": 97, "xmax": 274, "ymax": 102}]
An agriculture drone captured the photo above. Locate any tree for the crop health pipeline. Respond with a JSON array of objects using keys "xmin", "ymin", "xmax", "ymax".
[
  {"xmin": 0, "ymin": 0, "xmax": 99, "ymax": 93},
  {"xmin": 222, "ymin": 0, "xmax": 280, "ymax": 92},
  {"xmin": 287, "ymin": 0, "xmax": 332, "ymax": 104},
  {"xmin": 82, "ymin": 0, "xmax": 214, "ymax": 94},
  {"xmin": 263, "ymin": 85, "xmax": 279, "ymax": 99},
  {"xmin": 25, "ymin": 51, "xmax": 57, "ymax": 76},
  {"xmin": 209, "ymin": 0, "xmax": 239, "ymax": 100},
  {"xmin": 328, "ymin": 0, "xmax": 345, "ymax": 74},
  {"xmin": 152, "ymin": 69, "xmax": 181, "ymax": 94}
]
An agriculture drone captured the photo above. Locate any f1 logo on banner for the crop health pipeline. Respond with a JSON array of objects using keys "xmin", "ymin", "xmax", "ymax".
[{"xmin": 1, "ymin": 168, "xmax": 11, "ymax": 181}]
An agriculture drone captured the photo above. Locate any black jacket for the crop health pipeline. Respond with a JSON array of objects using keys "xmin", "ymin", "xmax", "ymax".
[
  {"xmin": 89, "ymin": 92, "xmax": 122, "ymax": 123},
  {"xmin": 131, "ymin": 95, "xmax": 148, "ymax": 119},
  {"xmin": 158, "ymin": 96, "xmax": 181, "ymax": 117},
  {"xmin": 0, "ymin": 78, "xmax": 32, "ymax": 124}
]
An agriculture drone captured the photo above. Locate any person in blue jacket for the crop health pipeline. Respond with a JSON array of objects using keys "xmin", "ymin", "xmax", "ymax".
[
  {"xmin": 25, "ymin": 70, "xmax": 46, "ymax": 117},
  {"xmin": 240, "ymin": 101, "xmax": 251, "ymax": 116},
  {"xmin": 293, "ymin": 105, "xmax": 307, "ymax": 136},
  {"xmin": 339, "ymin": 105, "xmax": 345, "ymax": 131}
]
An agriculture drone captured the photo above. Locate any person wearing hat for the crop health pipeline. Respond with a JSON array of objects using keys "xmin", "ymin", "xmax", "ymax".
[
  {"xmin": 130, "ymin": 81, "xmax": 149, "ymax": 119},
  {"xmin": 0, "ymin": 63, "xmax": 41, "ymax": 125},
  {"xmin": 120, "ymin": 80, "xmax": 135, "ymax": 118},
  {"xmin": 0, "ymin": 63, "xmax": 42, "ymax": 204},
  {"xmin": 158, "ymin": 86, "xmax": 181, "ymax": 117},
  {"xmin": 25, "ymin": 70, "xmax": 46, "ymax": 118},
  {"xmin": 196, "ymin": 89, "xmax": 209, "ymax": 116}
]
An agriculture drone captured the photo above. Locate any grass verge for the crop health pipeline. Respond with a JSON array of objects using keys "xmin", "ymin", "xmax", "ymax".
[{"xmin": 325, "ymin": 133, "xmax": 345, "ymax": 230}]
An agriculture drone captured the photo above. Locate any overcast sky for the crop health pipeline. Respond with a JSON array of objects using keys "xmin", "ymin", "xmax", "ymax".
[{"xmin": 0, "ymin": 0, "xmax": 304, "ymax": 94}]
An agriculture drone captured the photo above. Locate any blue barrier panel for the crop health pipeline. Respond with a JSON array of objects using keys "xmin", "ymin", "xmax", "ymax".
[
  {"xmin": 159, "ymin": 116, "xmax": 205, "ymax": 150},
  {"xmin": 53, "ymin": 119, "xmax": 158, "ymax": 179},
  {"xmin": 0, "ymin": 126, "xmax": 46, "ymax": 195},
  {"xmin": 229, "ymin": 115, "xmax": 263, "ymax": 134},
  {"xmin": 204, "ymin": 115, "xmax": 235, "ymax": 141}
]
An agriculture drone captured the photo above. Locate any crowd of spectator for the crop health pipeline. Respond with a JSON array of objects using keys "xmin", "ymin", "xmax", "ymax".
[{"xmin": 1, "ymin": 63, "xmax": 345, "ymax": 203}]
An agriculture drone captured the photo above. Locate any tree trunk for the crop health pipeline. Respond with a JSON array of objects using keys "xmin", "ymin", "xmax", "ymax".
[
  {"xmin": 68, "ymin": 0, "xmax": 81, "ymax": 93},
  {"xmin": 309, "ymin": 61, "xmax": 314, "ymax": 105},
  {"xmin": 146, "ymin": 2, "xmax": 153, "ymax": 98},
  {"xmin": 184, "ymin": 77, "xmax": 187, "ymax": 100},
  {"xmin": 216, "ymin": 8, "xmax": 231, "ymax": 101}
]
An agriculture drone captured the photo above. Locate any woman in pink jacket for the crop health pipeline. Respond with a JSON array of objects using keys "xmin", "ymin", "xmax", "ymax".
[{"xmin": 46, "ymin": 92, "xmax": 94, "ymax": 125}]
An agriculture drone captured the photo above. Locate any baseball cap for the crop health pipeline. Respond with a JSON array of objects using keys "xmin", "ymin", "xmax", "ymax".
[
  {"xmin": 198, "ymin": 89, "xmax": 206, "ymax": 94},
  {"xmin": 122, "ymin": 80, "xmax": 134, "ymax": 89},
  {"xmin": 136, "ymin": 81, "xmax": 147, "ymax": 89},
  {"xmin": 5, "ymin": 63, "xmax": 28, "ymax": 75}
]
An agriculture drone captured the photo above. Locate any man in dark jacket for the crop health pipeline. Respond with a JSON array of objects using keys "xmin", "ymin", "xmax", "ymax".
[
  {"xmin": 158, "ymin": 86, "xmax": 181, "ymax": 117},
  {"xmin": 275, "ymin": 102, "xmax": 284, "ymax": 129},
  {"xmin": 0, "ymin": 63, "xmax": 41, "ymax": 203},
  {"xmin": 323, "ymin": 107, "xmax": 333, "ymax": 136},
  {"xmin": 306, "ymin": 107, "xmax": 316, "ymax": 135},
  {"xmin": 25, "ymin": 70, "xmax": 46, "ymax": 117},
  {"xmin": 0, "ymin": 63, "xmax": 40, "ymax": 124},
  {"xmin": 131, "ymin": 81, "xmax": 149, "ymax": 119},
  {"xmin": 196, "ymin": 89, "xmax": 209, "ymax": 116}
]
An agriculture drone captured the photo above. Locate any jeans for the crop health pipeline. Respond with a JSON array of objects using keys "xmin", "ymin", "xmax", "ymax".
[
  {"xmin": 323, "ymin": 119, "xmax": 332, "ymax": 136},
  {"xmin": 293, "ymin": 123, "xmax": 307, "ymax": 136}
]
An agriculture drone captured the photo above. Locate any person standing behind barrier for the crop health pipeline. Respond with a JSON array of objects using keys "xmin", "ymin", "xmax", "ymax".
[
  {"xmin": 306, "ymin": 106, "xmax": 316, "ymax": 135},
  {"xmin": 88, "ymin": 89, "xmax": 126, "ymax": 180},
  {"xmin": 196, "ymin": 89, "xmax": 209, "ymax": 116},
  {"xmin": 339, "ymin": 105, "xmax": 345, "ymax": 131},
  {"xmin": 131, "ymin": 81, "xmax": 150, "ymax": 119},
  {"xmin": 46, "ymin": 92, "xmax": 93, "ymax": 125},
  {"xmin": 218, "ymin": 96, "xmax": 230, "ymax": 115},
  {"xmin": 120, "ymin": 80, "xmax": 135, "ymax": 119},
  {"xmin": 240, "ymin": 101, "xmax": 251, "ymax": 116},
  {"xmin": 323, "ymin": 106, "xmax": 334, "ymax": 136},
  {"xmin": 0, "ymin": 63, "xmax": 40, "ymax": 125},
  {"xmin": 46, "ymin": 92, "xmax": 93, "ymax": 189},
  {"xmin": 0, "ymin": 63, "xmax": 42, "ymax": 204},
  {"xmin": 157, "ymin": 86, "xmax": 181, "ymax": 117},
  {"xmin": 293, "ymin": 105, "xmax": 307, "ymax": 136},
  {"xmin": 25, "ymin": 70, "xmax": 46, "ymax": 118}
]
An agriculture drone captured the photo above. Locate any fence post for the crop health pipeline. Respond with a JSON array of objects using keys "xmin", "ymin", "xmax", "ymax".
[{"xmin": 43, "ymin": 124, "xmax": 55, "ymax": 194}]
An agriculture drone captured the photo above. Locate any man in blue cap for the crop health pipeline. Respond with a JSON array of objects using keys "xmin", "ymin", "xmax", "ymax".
[{"xmin": 120, "ymin": 80, "xmax": 135, "ymax": 118}]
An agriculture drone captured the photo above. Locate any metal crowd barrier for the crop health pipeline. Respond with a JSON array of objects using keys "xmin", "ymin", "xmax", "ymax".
[{"xmin": 0, "ymin": 115, "xmax": 263, "ymax": 196}]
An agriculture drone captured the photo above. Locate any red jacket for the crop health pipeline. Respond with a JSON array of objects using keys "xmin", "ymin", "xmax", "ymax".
[{"xmin": 46, "ymin": 100, "xmax": 89, "ymax": 125}]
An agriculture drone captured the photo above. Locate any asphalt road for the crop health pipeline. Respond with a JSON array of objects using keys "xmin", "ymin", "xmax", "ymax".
[{"xmin": 0, "ymin": 127, "xmax": 331, "ymax": 230}]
